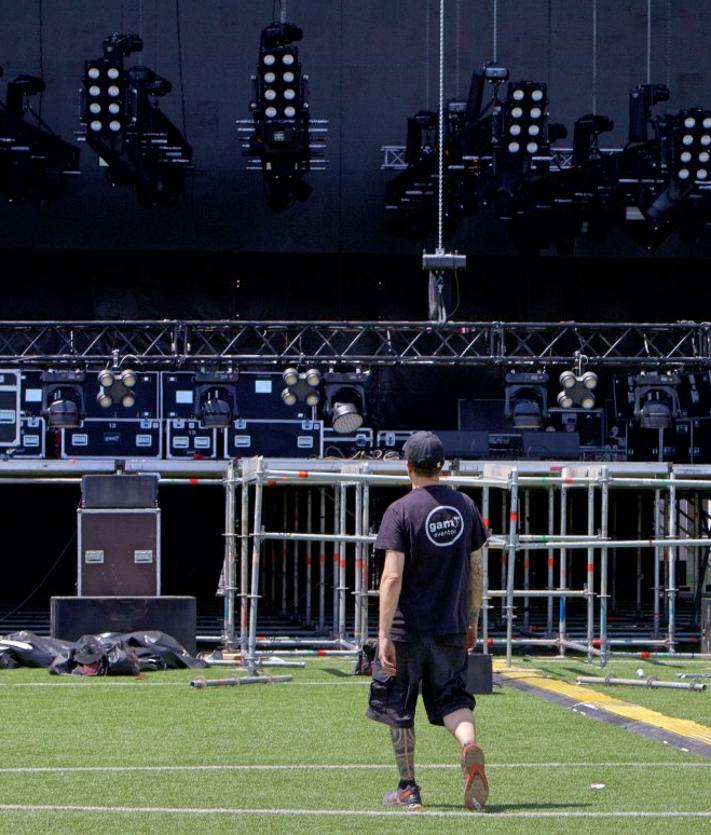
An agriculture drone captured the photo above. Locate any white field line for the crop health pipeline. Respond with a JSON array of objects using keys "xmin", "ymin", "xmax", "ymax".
[
  {"xmin": 0, "ymin": 762, "xmax": 709, "ymax": 774},
  {"xmin": 1, "ymin": 804, "xmax": 711, "ymax": 819},
  {"xmin": 0, "ymin": 680, "xmax": 368, "ymax": 687}
]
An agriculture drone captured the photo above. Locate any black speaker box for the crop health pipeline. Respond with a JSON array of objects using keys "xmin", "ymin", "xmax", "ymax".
[
  {"xmin": 465, "ymin": 653, "xmax": 493, "ymax": 695},
  {"xmin": 51, "ymin": 596, "xmax": 197, "ymax": 655},
  {"xmin": 82, "ymin": 474, "xmax": 159, "ymax": 508}
]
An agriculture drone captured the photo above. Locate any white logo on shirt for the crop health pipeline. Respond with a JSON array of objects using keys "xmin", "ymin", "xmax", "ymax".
[{"xmin": 424, "ymin": 505, "xmax": 465, "ymax": 547}]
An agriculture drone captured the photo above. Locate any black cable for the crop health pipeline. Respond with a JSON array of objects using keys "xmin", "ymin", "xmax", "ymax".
[
  {"xmin": 175, "ymin": 0, "xmax": 187, "ymax": 138},
  {"xmin": 38, "ymin": 0, "xmax": 44, "ymax": 121},
  {"xmin": 0, "ymin": 530, "xmax": 76, "ymax": 627}
]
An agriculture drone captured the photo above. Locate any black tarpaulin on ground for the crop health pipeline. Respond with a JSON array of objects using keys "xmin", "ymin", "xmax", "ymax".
[{"xmin": 0, "ymin": 630, "xmax": 207, "ymax": 675}]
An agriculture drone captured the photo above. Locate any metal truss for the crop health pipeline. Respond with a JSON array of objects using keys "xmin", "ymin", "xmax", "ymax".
[
  {"xmin": 380, "ymin": 146, "xmax": 622, "ymax": 171},
  {"xmin": 0, "ymin": 320, "xmax": 710, "ymax": 370}
]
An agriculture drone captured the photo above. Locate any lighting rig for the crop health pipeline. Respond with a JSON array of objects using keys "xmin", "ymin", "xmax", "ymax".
[
  {"xmin": 384, "ymin": 55, "xmax": 711, "ymax": 252},
  {"xmin": 0, "ymin": 66, "xmax": 80, "ymax": 204},
  {"xmin": 385, "ymin": 62, "xmax": 567, "ymax": 247},
  {"xmin": 79, "ymin": 34, "xmax": 193, "ymax": 207},
  {"xmin": 239, "ymin": 19, "xmax": 326, "ymax": 211}
]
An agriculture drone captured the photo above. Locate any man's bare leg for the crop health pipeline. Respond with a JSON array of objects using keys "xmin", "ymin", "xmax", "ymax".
[
  {"xmin": 443, "ymin": 708, "xmax": 488, "ymax": 811},
  {"xmin": 443, "ymin": 708, "xmax": 475, "ymax": 749}
]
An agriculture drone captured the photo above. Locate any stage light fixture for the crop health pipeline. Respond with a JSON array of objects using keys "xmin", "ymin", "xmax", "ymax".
[
  {"xmin": 556, "ymin": 369, "xmax": 598, "ymax": 410},
  {"xmin": 281, "ymin": 368, "xmax": 322, "ymax": 408},
  {"xmin": 41, "ymin": 370, "xmax": 86, "ymax": 429},
  {"xmin": 324, "ymin": 371, "xmax": 369, "ymax": 435},
  {"xmin": 504, "ymin": 371, "xmax": 549, "ymax": 429},
  {"xmin": 243, "ymin": 19, "xmax": 325, "ymax": 211},
  {"xmin": 671, "ymin": 109, "xmax": 711, "ymax": 185},
  {"xmin": 193, "ymin": 371, "xmax": 238, "ymax": 429},
  {"xmin": 79, "ymin": 34, "xmax": 193, "ymax": 207},
  {"xmin": 0, "ymin": 67, "xmax": 80, "ymax": 204},
  {"xmin": 503, "ymin": 81, "xmax": 549, "ymax": 159},
  {"xmin": 632, "ymin": 372, "xmax": 681, "ymax": 430},
  {"xmin": 96, "ymin": 367, "xmax": 139, "ymax": 411}
]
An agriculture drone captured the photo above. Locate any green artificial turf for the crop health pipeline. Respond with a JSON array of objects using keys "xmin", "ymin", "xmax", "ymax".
[
  {"xmin": 530, "ymin": 656, "xmax": 711, "ymax": 726},
  {"xmin": 0, "ymin": 659, "xmax": 709, "ymax": 834}
]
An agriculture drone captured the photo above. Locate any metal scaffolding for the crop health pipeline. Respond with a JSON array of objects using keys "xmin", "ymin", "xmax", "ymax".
[
  {"xmin": 1, "ymin": 455, "xmax": 709, "ymax": 669},
  {"xmin": 227, "ymin": 458, "xmax": 711, "ymax": 671}
]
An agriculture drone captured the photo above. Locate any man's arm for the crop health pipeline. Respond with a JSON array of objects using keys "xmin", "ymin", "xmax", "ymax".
[
  {"xmin": 378, "ymin": 549, "xmax": 405, "ymax": 676},
  {"xmin": 467, "ymin": 548, "xmax": 483, "ymax": 652}
]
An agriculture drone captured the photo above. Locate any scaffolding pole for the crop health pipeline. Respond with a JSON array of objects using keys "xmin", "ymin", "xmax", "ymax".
[
  {"xmin": 505, "ymin": 471, "xmax": 519, "ymax": 668},
  {"xmin": 559, "ymin": 483, "xmax": 568, "ymax": 656},
  {"xmin": 599, "ymin": 466, "xmax": 610, "ymax": 666},
  {"xmin": 481, "ymin": 485, "xmax": 490, "ymax": 656},
  {"xmin": 221, "ymin": 461, "xmax": 237, "ymax": 650},
  {"xmin": 338, "ymin": 482, "xmax": 348, "ymax": 645},
  {"xmin": 586, "ymin": 479, "xmax": 595, "ymax": 664},
  {"xmin": 362, "ymin": 480, "xmax": 370, "ymax": 644},
  {"xmin": 547, "ymin": 486, "xmax": 555, "ymax": 637},
  {"xmin": 319, "ymin": 488, "xmax": 326, "ymax": 630},
  {"xmin": 306, "ymin": 489, "xmax": 313, "ymax": 626},
  {"xmin": 668, "ymin": 473, "xmax": 677, "ymax": 654},
  {"xmin": 246, "ymin": 459, "xmax": 265, "ymax": 674},
  {"xmin": 240, "ymin": 474, "xmax": 250, "ymax": 656}
]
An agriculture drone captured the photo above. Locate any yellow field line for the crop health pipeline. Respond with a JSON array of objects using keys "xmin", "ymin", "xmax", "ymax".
[{"xmin": 497, "ymin": 668, "xmax": 711, "ymax": 746}]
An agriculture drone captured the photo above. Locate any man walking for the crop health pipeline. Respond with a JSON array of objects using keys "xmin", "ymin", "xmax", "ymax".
[{"xmin": 366, "ymin": 431, "xmax": 488, "ymax": 811}]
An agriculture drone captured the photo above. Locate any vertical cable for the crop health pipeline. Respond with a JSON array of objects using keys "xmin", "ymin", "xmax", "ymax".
[
  {"xmin": 38, "ymin": 0, "xmax": 44, "ymax": 120},
  {"xmin": 592, "ymin": 0, "xmax": 598, "ymax": 113},
  {"xmin": 455, "ymin": 0, "xmax": 461, "ymax": 98},
  {"xmin": 546, "ymin": 0, "xmax": 552, "ymax": 86},
  {"xmin": 425, "ymin": 0, "xmax": 431, "ymax": 111},
  {"xmin": 646, "ymin": 0, "xmax": 652, "ymax": 85},
  {"xmin": 492, "ymin": 0, "xmax": 498, "ymax": 62},
  {"xmin": 665, "ymin": 0, "xmax": 672, "ymax": 91},
  {"xmin": 437, "ymin": 0, "xmax": 445, "ymax": 253},
  {"xmin": 138, "ymin": 0, "xmax": 144, "ymax": 60},
  {"xmin": 176, "ymin": 0, "xmax": 187, "ymax": 137},
  {"xmin": 338, "ymin": 0, "xmax": 344, "ymax": 253},
  {"xmin": 154, "ymin": 0, "xmax": 159, "ymax": 71}
]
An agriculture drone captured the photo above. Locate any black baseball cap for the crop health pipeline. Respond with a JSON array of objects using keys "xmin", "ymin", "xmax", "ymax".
[{"xmin": 403, "ymin": 431, "xmax": 445, "ymax": 469}]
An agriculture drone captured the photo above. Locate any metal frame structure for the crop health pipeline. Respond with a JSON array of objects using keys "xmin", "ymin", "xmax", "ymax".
[
  {"xmin": 1, "ymin": 456, "xmax": 709, "ymax": 670},
  {"xmin": 381, "ymin": 146, "xmax": 623, "ymax": 172},
  {"xmin": 228, "ymin": 457, "xmax": 711, "ymax": 672},
  {"xmin": 0, "ymin": 320, "xmax": 710, "ymax": 368}
]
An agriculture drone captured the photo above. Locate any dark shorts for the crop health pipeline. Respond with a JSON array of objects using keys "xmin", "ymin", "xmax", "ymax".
[{"xmin": 366, "ymin": 634, "xmax": 475, "ymax": 729}]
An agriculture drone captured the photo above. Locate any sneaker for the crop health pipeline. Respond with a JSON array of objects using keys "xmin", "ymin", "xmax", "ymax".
[
  {"xmin": 382, "ymin": 783, "xmax": 423, "ymax": 809},
  {"xmin": 461, "ymin": 743, "xmax": 488, "ymax": 811}
]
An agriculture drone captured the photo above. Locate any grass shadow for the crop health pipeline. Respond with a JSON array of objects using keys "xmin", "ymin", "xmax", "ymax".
[{"xmin": 323, "ymin": 667, "xmax": 355, "ymax": 678}]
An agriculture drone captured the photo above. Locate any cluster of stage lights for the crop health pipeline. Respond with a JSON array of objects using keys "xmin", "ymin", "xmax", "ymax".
[
  {"xmin": 96, "ymin": 368, "xmax": 137, "ymax": 409},
  {"xmin": 675, "ymin": 110, "xmax": 711, "ymax": 183},
  {"xmin": 260, "ymin": 50, "xmax": 300, "ymax": 121},
  {"xmin": 281, "ymin": 367, "xmax": 321, "ymax": 407},
  {"xmin": 506, "ymin": 81, "xmax": 547, "ymax": 156},
  {"xmin": 85, "ymin": 61, "xmax": 125, "ymax": 136}
]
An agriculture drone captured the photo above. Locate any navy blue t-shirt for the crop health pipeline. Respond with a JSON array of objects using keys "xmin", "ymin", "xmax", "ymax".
[{"xmin": 375, "ymin": 484, "xmax": 487, "ymax": 639}]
